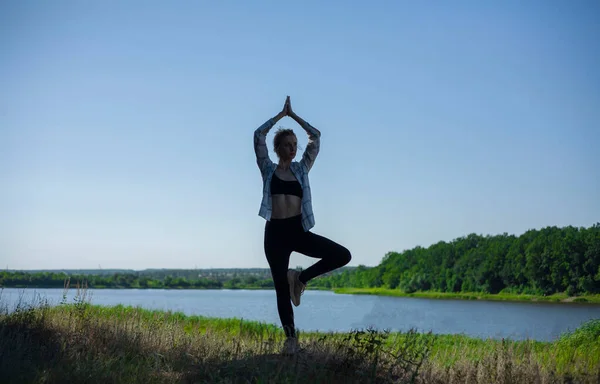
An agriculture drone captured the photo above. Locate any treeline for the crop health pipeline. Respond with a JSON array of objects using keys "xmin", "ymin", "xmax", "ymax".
[
  {"xmin": 3, "ymin": 224, "xmax": 598, "ymax": 295},
  {"xmin": 138, "ymin": 268, "xmax": 273, "ymax": 281},
  {"xmin": 0, "ymin": 267, "xmax": 354, "ymax": 290},
  {"xmin": 311, "ymin": 224, "xmax": 600, "ymax": 296},
  {"xmin": 4, "ymin": 268, "xmax": 276, "ymax": 281},
  {"xmin": 1, "ymin": 266, "xmax": 353, "ymax": 290},
  {"xmin": 0, "ymin": 271, "xmax": 276, "ymax": 290}
]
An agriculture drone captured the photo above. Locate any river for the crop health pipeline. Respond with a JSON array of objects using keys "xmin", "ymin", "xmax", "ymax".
[{"xmin": 1, "ymin": 288, "xmax": 599, "ymax": 342}]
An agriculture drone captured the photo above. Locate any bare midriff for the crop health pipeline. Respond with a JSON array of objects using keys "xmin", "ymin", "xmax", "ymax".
[{"xmin": 270, "ymin": 168, "xmax": 302, "ymax": 219}]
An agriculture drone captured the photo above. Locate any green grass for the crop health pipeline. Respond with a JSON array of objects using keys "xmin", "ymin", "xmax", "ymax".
[
  {"xmin": 1, "ymin": 287, "xmax": 599, "ymax": 383},
  {"xmin": 332, "ymin": 287, "xmax": 600, "ymax": 304}
]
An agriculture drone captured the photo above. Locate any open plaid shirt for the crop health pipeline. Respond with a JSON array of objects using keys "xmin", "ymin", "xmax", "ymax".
[{"xmin": 253, "ymin": 117, "xmax": 321, "ymax": 232}]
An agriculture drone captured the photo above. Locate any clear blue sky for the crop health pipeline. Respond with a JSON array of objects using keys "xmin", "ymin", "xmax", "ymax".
[{"xmin": 1, "ymin": 1, "xmax": 599, "ymax": 270}]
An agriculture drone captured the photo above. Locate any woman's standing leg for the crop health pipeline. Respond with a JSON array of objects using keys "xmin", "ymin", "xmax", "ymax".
[{"xmin": 264, "ymin": 221, "xmax": 296, "ymax": 338}]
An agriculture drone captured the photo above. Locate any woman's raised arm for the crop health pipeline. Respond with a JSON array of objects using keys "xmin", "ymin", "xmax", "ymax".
[
  {"xmin": 288, "ymin": 99, "xmax": 321, "ymax": 172},
  {"xmin": 254, "ymin": 97, "xmax": 289, "ymax": 174}
]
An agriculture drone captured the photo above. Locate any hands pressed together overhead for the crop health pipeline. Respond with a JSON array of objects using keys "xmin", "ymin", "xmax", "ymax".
[
  {"xmin": 281, "ymin": 96, "xmax": 294, "ymax": 117},
  {"xmin": 273, "ymin": 95, "xmax": 313, "ymax": 134}
]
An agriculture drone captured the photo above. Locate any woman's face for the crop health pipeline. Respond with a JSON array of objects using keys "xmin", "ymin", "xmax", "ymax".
[{"xmin": 278, "ymin": 134, "xmax": 297, "ymax": 161}]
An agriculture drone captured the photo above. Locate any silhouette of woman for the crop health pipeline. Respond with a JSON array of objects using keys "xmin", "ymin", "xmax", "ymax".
[{"xmin": 253, "ymin": 96, "xmax": 352, "ymax": 354}]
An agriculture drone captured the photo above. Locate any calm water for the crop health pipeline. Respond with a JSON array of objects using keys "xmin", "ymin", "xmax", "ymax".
[{"xmin": 2, "ymin": 288, "xmax": 599, "ymax": 342}]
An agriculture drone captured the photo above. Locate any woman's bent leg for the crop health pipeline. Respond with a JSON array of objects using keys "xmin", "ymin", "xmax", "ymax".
[
  {"xmin": 294, "ymin": 231, "xmax": 352, "ymax": 284},
  {"xmin": 264, "ymin": 221, "xmax": 296, "ymax": 338}
]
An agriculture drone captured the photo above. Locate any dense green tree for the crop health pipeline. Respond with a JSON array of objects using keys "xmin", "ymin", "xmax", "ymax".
[{"xmin": 310, "ymin": 223, "xmax": 600, "ymax": 296}]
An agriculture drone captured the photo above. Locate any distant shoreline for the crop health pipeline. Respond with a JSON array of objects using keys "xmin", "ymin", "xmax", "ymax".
[
  {"xmin": 3, "ymin": 285, "xmax": 600, "ymax": 304},
  {"xmin": 331, "ymin": 287, "xmax": 600, "ymax": 304}
]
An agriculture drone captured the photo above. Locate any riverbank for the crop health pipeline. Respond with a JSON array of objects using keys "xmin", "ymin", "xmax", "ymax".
[
  {"xmin": 1, "ymin": 296, "xmax": 599, "ymax": 383},
  {"xmin": 332, "ymin": 287, "xmax": 600, "ymax": 304}
]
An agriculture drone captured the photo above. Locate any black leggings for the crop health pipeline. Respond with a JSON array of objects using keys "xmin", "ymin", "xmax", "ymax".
[{"xmin": 264, "ymin": 214, "xmax": 351, "ymax": 338}]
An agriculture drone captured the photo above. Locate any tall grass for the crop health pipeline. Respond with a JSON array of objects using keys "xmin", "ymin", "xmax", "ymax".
[{"xmin": 1, "ymin": 285, "xmax": 599, "ymax": 383}]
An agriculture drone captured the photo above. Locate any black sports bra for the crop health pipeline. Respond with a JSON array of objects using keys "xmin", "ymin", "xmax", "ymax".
[{"xmin": 271, "ymin": 172, "xmax": 303, "ymax": 198}]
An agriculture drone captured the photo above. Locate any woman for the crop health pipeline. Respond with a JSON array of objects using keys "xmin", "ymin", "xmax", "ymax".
[{"xmin": 253, "ymin": 96, "xmax": 352, "ymax": 354}]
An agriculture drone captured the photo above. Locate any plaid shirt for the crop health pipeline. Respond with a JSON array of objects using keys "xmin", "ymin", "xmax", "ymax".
[{"xmin": 253, "ymin": 117, "xmax": 321, "ymax": 232}]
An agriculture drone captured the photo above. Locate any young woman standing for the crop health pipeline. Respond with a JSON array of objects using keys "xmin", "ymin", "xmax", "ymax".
[{"xmin": 253, "ymin": 96, "xmax": 352, "ymax": 354}]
